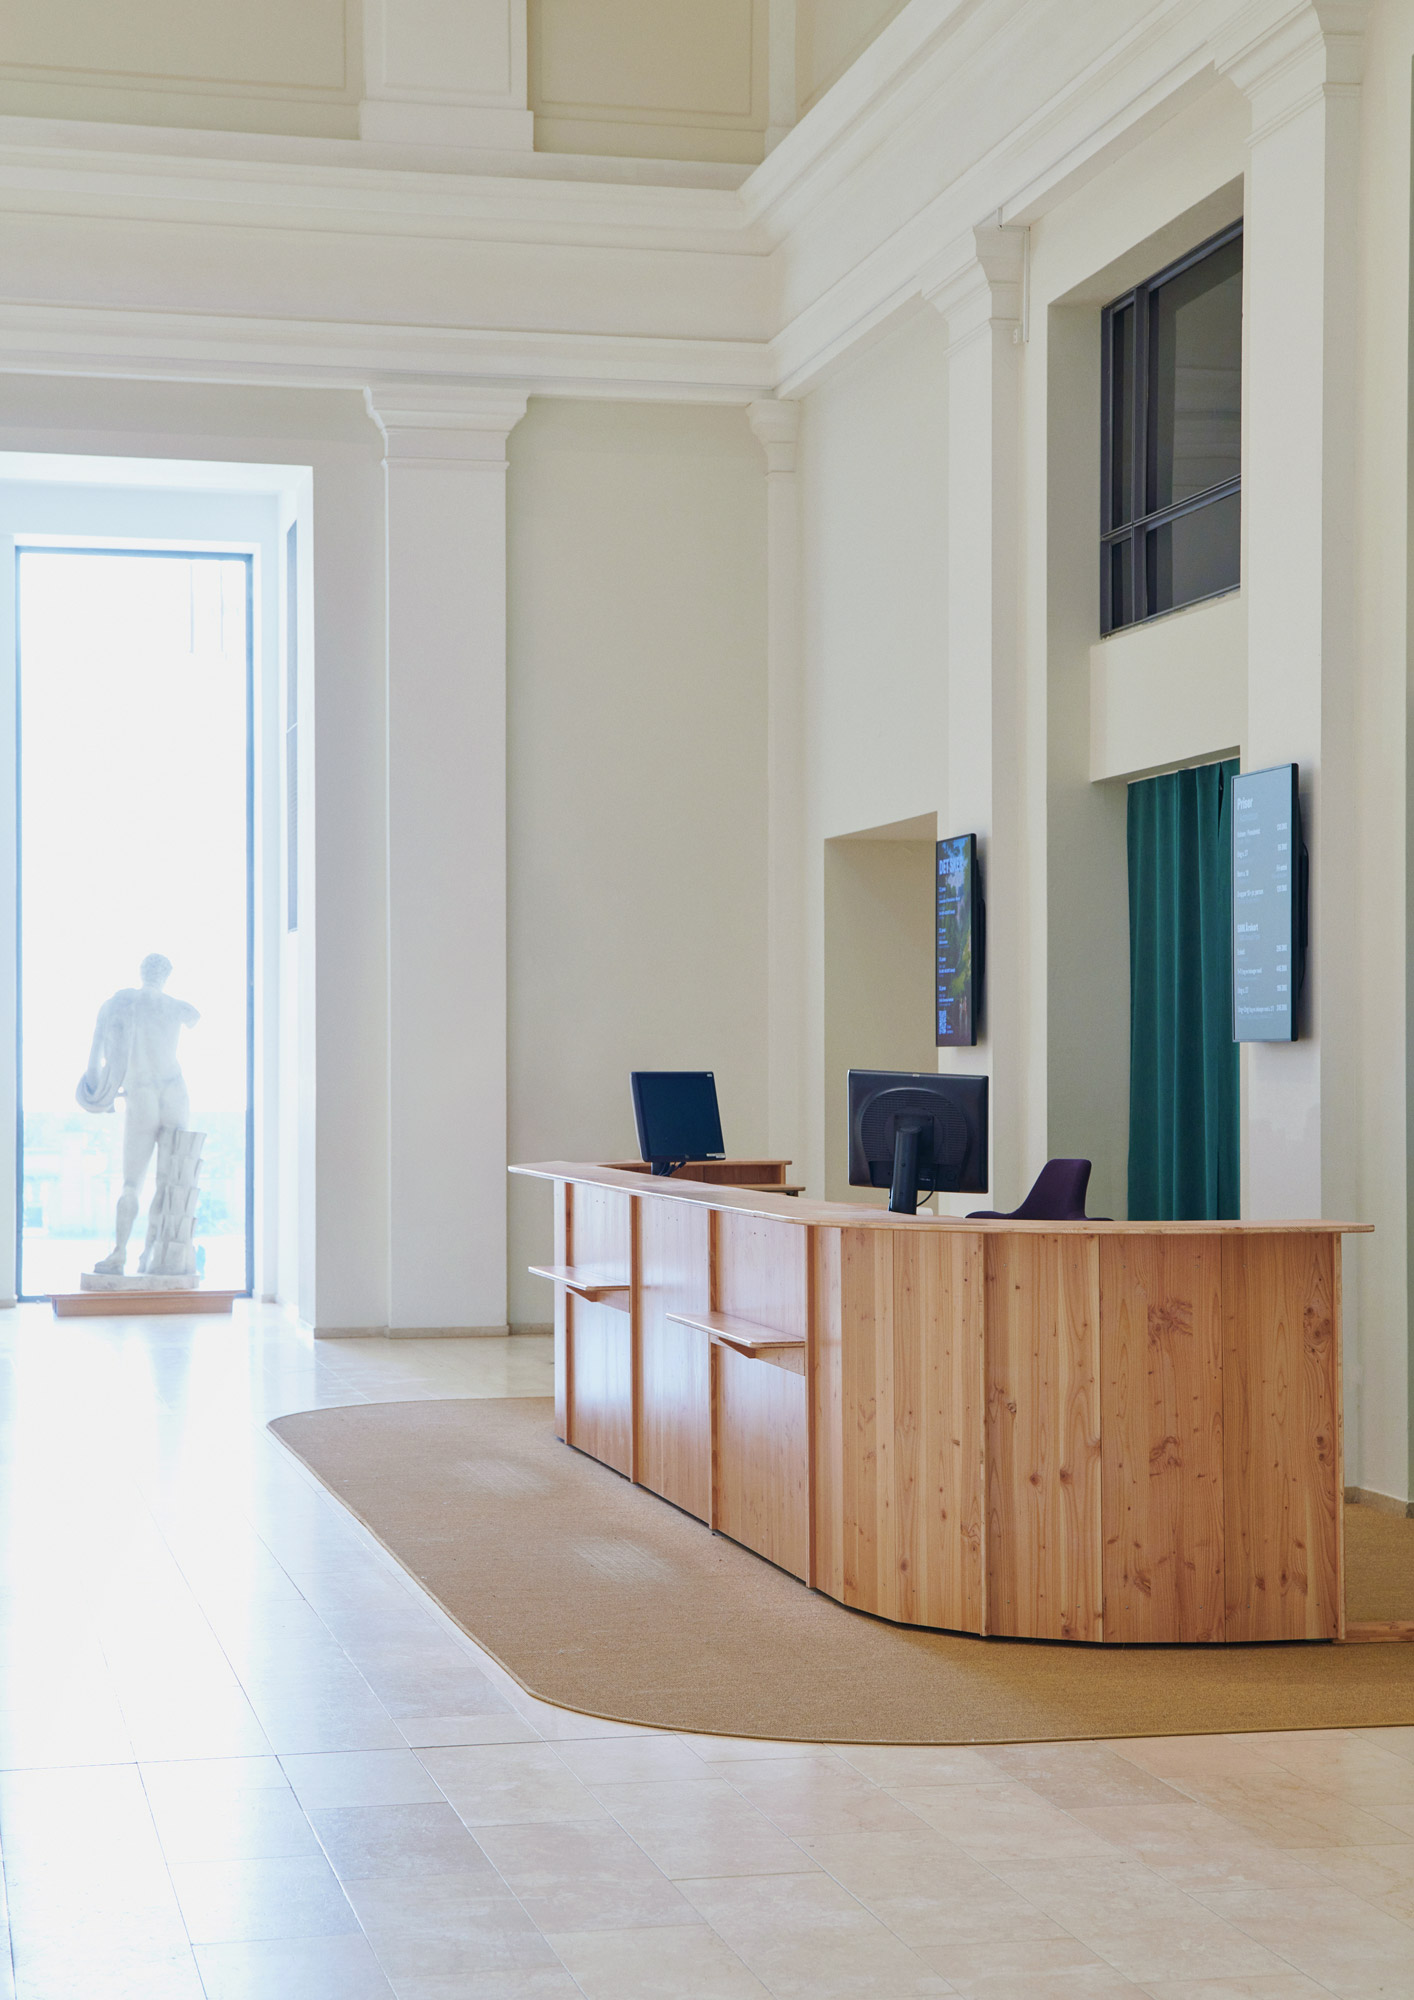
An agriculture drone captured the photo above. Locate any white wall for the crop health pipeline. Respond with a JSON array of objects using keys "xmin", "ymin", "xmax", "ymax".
[
  {"xmin": 797, "ymin": 305, "xmax": 949, "ymax": 1196},
  {"xmin": 822, "ymin": 826, "xmax": 935, "ymax": 1203},
  {"xmin": 1348, "ymin": 0, "xmax": 1414, "ymax": 1504},
  {"xmin": 0, "ymin": 0, "xmax": 911, "ymax": 161},
  {"xmin": 505, "ymin": 399, "xmax": 769, "ymax": 1327},
  {"xmin": 1089, "ymin": 596, "xmax": 1246, "ymax": 785},
  {"xmin": 796, "ymin": 0, "xmax": 908, "ymax": 116},
  {"xmin": 530, "ymin": 0, "xmax": 768, "ymax": 162},
  {"xmin": 0, "ymin": 0, "xmax": 359, "ymax": 138}
]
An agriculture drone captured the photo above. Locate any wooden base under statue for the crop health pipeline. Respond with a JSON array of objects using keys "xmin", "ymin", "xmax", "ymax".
[{"xmin": 51, "ymin": 1282, "xmax": 239, "ymax": 1317}]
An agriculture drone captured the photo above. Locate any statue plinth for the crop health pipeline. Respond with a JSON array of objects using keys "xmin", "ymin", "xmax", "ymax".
[{"xmin": 81, "ymin": 1272, "xmax": 196, "ymax": 1293}]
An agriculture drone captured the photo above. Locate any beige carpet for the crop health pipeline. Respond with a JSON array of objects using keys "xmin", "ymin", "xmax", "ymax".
[{"xmin": 269, "ymin": 1396, "xmax": 1414, "ymax": 1745}]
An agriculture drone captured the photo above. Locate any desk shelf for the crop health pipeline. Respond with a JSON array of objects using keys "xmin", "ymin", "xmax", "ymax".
[
  {"xmin": 665, "ymin": 1308, "xmax": 805, "ymax": 1356},
  {"xmin": 527, "ymin": 1263, "xmax": 631, "ymax": 1313}
]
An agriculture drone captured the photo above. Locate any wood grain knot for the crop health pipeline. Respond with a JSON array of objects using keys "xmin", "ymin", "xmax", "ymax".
[
  {"xmin": 1147, "ymin": 1298, "xmax": 1192, "ymax": 1343},
  {"xmin": 1148, "ymin": 1434, "xmax": 1182, "ymax": 1470},
  {"xmin": 1303, "ymin": 1308, "xmax": 1331, "ymax": 1351}
]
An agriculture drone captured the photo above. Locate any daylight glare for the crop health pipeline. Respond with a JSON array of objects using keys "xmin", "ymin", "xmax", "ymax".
[{"xmin": 18, "ymin": 549, "xmax": 250, "ymax": 1294}]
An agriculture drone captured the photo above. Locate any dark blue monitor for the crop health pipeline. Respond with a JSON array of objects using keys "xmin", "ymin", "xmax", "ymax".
[{"xmin": 630, "ymin": 1071, "xmax": 725, "ymax": 1176}]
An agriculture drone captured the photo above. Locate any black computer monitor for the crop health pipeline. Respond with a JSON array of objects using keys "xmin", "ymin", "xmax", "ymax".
[
  {"xmin": 847, "ymin": 1069, "xmax": 989, "ymax": 1216},
  {"xmin": 631, "ymin": 1071, "xmax": 726, "ymax": 1176}
]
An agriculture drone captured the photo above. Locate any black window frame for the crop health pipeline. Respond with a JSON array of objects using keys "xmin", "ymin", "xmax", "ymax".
[{"xmin": 1100, "ymin": 220, "xmax": 1243, "ymax": 636}]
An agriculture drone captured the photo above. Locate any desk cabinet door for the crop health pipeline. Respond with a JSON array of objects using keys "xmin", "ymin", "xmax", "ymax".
[
  {"xmin": 1222, "ymin": 1234, "xmax": 1341, "ymax": 1641},
  {"xmin": 712, "ymin": 1344, "xmax": 809, "ymax": 1582},
  {"xmin": 1100, "ymin": 1236, "xmax": 1225, "ymax": 1643}
]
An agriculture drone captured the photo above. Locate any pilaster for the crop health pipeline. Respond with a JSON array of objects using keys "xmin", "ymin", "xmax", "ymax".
[
  {"xmin": 365, "ymin": 382, "xmax": 529, "ymax": 1333},
  {"xmin": 748, "ymin": 398, "xmax": 804, "ymax": 1173},
  {"xmin": 925, "ymin": 222, "xmax": 1028, "ymax": 1211},
  {"xmin": 1211, "ymin": 4, "xmax": 1365, "ymax": 1225},
  {"xmin": 1212, "ymin": 3, "xmax": 1396, "ymax": 1492}
]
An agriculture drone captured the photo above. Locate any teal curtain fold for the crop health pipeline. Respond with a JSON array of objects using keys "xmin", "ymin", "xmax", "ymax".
[{"xmin": 1127, "ymin": 758, "xmax": 1239, "ymax": 1221}]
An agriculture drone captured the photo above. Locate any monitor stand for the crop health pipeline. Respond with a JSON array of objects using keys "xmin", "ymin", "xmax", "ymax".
[{"xmin": 887, "ymin": 1120, "xmax": 933, "ymax": 1216}]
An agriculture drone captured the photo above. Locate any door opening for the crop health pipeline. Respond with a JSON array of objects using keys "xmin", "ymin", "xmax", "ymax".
[{"xmin": 16, "ymin": 547, "xmax": 254, "ymax": 1298}]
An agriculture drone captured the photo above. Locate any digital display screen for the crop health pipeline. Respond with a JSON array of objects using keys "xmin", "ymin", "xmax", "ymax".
[
  {"xmin": 936, "ymin": 834, "xmax": 978, "ymax": 1047},
  {"xmin": 1232, "ymin": 763, "xmax": 1301, "ymax": 1043}
]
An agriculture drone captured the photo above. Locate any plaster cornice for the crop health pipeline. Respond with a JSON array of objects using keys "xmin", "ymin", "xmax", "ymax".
[
  {"xmin": 0, "ymin": 118, "xmax": 760, "ymax": 254},
  {"xmin": 0, "ymin": 302, "xmax": 774, "ymax": 404},
  {"xmin": 0, "ymin": 0, "xmax": 1358, "ymax": 405}
]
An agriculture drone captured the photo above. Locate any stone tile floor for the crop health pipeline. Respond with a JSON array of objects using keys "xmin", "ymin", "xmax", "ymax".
[{"xmin": 0, "ymin": 1303, "xmax": 1411, "ymax": 1998}]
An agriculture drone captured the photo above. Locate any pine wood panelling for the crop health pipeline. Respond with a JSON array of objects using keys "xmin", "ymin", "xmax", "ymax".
[
  {"xmin": 715, "ymin": 1209, "xmax": 808, "ymax": 1337},
  {"xmin": 564, "ymin": 1180, "xmax": 634, "ymax": 1478},
  {"xmin": 1100, "ymin": 1237, "xmax": 1224, "ymax": 1642},
  {"xmin": 553, "ymin": 1181, "xmax": 569, "ymax": 1441},
  {"xmin": 986, "ymin": 1234, "xmax": 1102, "ymax": 1641},
  {"xmin": 712, "ymin": 1341, "xmax": 810, "ymax": 1580},
  {"xmin": 638, "ymin": 1194, "xmax": 712, "ymax": 1520},
  {"xmin": 813, "ymin": 1228, "xmax": 845, "ymax": 1598},
  {"xmin": 818, "ymin": 1226, "xmax": 984, "ymax": 1631},
  {"xmin": 528, "ymin": 1167, "xmax": 1358, "ymax": 1645},
  {"xmin": 566, "ymin": 1297, "xmax": 632, "ymax": 1476},
  {"xmin": 1222, "ymin": 1233, "xmax": 1342, "ymax": 1641},
  {"xmin": 566, "ymin": 1180, "xmax": 632, "ymax": 1278}
]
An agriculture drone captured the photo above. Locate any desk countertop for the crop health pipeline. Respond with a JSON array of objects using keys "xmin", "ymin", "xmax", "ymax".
[{"xmin": 509, "ymin": 1162, "xmax": 1372, "ymax": 1234}]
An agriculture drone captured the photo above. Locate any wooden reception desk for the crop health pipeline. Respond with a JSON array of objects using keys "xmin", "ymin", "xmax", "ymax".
[{"xmin": 513, "ymin": 1161, "xmax": 1370, "ymax": 1646}]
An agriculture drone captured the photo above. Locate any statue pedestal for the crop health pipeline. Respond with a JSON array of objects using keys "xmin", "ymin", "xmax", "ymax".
[
  {"xmin": 52, "ymin": 1283, "xmax": 239, "ymax": 1318},
  {"xmin": 81, "ymin": 1272, "xmax": 193, "ymax": 1293}
]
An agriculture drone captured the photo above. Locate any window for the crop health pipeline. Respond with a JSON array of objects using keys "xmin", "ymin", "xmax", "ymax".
[
  {"xmin": 16, "ymin": 548, "xmax": 254, "ymax": 1297},
  {"xmin": 1101, "ymin": 223, "xmax": 1242, "ymax": 634}
]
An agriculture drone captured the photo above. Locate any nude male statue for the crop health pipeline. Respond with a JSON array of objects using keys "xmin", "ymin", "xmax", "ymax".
[{"xmin": 76, "ymin": 954, "xmax": 200, "ymax": 1276}]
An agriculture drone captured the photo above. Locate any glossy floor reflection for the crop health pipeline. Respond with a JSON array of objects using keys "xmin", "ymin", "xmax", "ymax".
[{"xmin": 0, "ymin": 1305, "xmax": 1411, "ymax": 1999}]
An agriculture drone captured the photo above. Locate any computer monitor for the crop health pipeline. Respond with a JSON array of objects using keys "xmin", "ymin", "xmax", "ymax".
[
  {"xmin": 847, "ymin": 1069, "xmax": 989, "ymax": 1216},
  {"xmin": 631, "ymin": 1071, "xmax": 726, "ymax": 1176}
]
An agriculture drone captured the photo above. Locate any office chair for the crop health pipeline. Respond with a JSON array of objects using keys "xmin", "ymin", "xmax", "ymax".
[{"xmin": 967, "ymin": 1158, "xmax": 1095, "ymax": 1222}]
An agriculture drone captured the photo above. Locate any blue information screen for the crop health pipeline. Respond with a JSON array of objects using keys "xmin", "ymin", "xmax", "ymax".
[
  {"xmin": 936, "ymin": 834, "xmax": 977, "ymax": 1047},
  {"xmin": 1232, "ymin": 763, "xmax": 1300, "ymax": 1042}
]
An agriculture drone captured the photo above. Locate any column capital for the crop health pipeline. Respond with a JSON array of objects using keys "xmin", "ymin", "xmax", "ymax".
[
  {"xmin": 364, "ymin": 383, "xmax": 530, "ymax": 467},
  {"xmin": 922, "ymin": 221, "xmax": 1027, "ymax": 351},
  {"xmin": 1211, "ymin": 1, "xmax": 1366, "ymax": 136},
  {"xmin": 748, "ymin": 398, "xmax": 799, "ymax": 474}
]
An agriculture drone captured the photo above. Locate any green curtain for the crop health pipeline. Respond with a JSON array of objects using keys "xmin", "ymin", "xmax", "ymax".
[{"xmin": 1127, "ymin": 758, "xmax": 1239, "ymax": 1220}]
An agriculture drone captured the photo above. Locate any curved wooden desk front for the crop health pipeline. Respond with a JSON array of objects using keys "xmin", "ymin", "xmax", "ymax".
[{"xmin": 513, "ymin": 1163, "xmax": 1370, "ymax": 1645}]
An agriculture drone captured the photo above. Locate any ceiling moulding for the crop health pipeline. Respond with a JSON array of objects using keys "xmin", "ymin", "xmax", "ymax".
[
  {"xmin": 0, "ymin": 125, "xmax": 764, "ymax": 255},
  {"xmin": 0, "ymin": 0, "xmax": 1347, "ymax": 405},
  {"xmin": 0, "ymin": 112, "xmax": 752, "ymax": 188},
  {"xmin": 764, "ymin": 0, "xmax": 1238, "ymax": 396},
  {"xmin": 0, "ymin": 301, "xmax": 774, "ymax": 403}
]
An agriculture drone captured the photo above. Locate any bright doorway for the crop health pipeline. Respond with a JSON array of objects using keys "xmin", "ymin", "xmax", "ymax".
[{"xmin": 16, "ymin": 548, "xmax": 253, "ymax": 1296}]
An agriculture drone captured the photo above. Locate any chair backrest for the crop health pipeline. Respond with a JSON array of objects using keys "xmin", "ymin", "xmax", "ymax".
[{"xmin": 1010, "ymin": 1158, "xmax": 1092, "ymax": 1221}]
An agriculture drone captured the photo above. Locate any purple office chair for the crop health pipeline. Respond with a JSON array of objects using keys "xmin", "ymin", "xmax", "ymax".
[{"xmin": 967, "ymin": 1158, "xmax": 1095, "ymax": 1222}]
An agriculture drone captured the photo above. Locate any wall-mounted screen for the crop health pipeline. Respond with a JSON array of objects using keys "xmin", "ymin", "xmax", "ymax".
[
  {"xmin": 936, "ymin": 834, "xmax": 982, "ymax": 1047},
  {"xmin": 1232, "ymin": 762, "xmax": 1305, "ymax": 1043}
]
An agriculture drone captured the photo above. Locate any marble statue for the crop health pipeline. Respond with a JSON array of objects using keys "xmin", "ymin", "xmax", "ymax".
[{"xmin": 76, "ymin": 954, "xmax": 203, "ymax": 1283}]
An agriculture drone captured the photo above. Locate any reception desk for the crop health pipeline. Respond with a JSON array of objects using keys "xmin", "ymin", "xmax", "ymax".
[{"xmin": 513, "ymin": 1161, "xmax": 1370, "ymax": 1645}]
